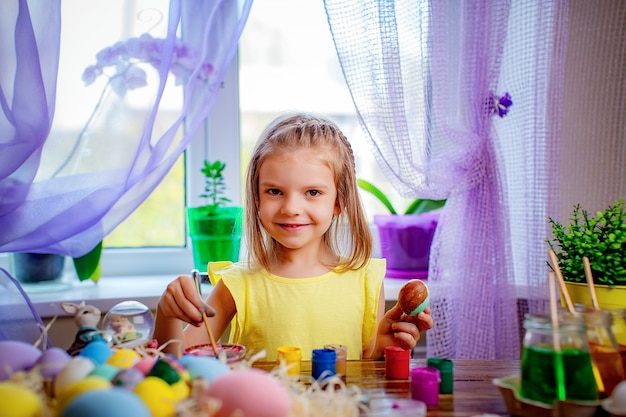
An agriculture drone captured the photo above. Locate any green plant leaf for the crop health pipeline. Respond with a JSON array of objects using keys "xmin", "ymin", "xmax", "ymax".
[
  {"xmin": 405, "ymin": 199, "xmax": 446, "ymax": 215},
  {"xmin": 357, "ymin": 179, "xmax": 397, "ymax": 214},
  {"xmin": 73, "ymin": 241, "xmax": 103, "ymax": 283}
]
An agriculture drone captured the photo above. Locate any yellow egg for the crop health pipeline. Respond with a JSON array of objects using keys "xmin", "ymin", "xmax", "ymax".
[
  {"xmin": 106, "ymin": 349, "xmax": 140, "ymax": 369},
  {"xmin": 0, "ymin": 382, "xmax": 44, "ymax": 417},
  {"xmin": 171, "ymin": 379, "xmax": 190, "ymax": 401},
  {"xmin": 56, "ymin": 376, "xmax": 111, "ymax": 412},
  {"xmin": 134, "ymin": 376, "xmax": 178, "ymax": 417}
]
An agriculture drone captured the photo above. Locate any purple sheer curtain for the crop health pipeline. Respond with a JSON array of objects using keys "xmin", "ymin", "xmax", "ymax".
[
  {"xmin": 0, "ymin": 0, "xmax": 252, "ymax": 257},
  {"xmin": 325, "ymin": 0, "xmax": 566, "ymax": 358}
]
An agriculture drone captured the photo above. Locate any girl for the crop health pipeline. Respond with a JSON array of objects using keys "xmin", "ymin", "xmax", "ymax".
[{"xmin": 153, "ymin": 113, "xmax": 432, "ymax": 361}]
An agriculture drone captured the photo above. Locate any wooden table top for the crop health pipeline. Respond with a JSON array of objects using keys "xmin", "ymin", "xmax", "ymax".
[{"xmin": 254, "ymin": 358, "xmax": 520, "ymax": 416}]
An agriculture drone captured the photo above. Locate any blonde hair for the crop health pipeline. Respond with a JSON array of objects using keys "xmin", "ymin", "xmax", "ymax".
[{"xmin": 244, "ymin": 113, "xmax": 372, "ymax": 272}]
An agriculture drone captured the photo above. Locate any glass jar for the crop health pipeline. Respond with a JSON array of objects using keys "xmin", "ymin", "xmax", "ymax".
[
  {"xmin": 575, "ymin": 305, "xmax": 625, "ymax": 398},
  {"xmin": 520, "ymin": 312, "xmax": 597, "ymax": 404},
  {"xmin": 609, "ymin": 308, "xmax": 626, "ymax": 377}
]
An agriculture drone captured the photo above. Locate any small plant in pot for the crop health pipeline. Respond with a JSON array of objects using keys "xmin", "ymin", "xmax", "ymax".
[
  {"xmin": 357, "ymin": 179, "xmax": 445, "ymax": 279},
  {"xmin": 547, "ymin": 199, "xmax": 626, "ymax": 309},
  {"xmin": 187, "ymin": 160, "xmax": 243, "ymax": 272}
]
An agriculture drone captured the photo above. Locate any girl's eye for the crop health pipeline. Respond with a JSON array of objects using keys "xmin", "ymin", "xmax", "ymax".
[
  {"xmin": 307, "ymin": 190, "xmax": 321, "ymax": 197},
  {"xmin": 267, "ymin": 188, "xmax": 281, "ymax": 195}
]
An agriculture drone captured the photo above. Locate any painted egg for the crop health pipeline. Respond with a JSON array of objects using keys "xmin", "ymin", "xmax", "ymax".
[
  {"xmin": 56, "ymin": 375, "xmax": 111, "ymax": 412},
  {"xmin": 0, "ymin": 381, "xmax": 44, "ymax": 417},
  {"xmin": 178, "ymin": 355, "xmax": 230, "ymax": 382},
  {"xmin": 134, "ymin": 376, "xmax": 178, "ymax": 417},
  {"xmin": 35, "ymin": 346, "xmax": 71, "ymax": 380},
  {"xmin": 112, "ymin": 367, "xmax": 145, "ymax": 390},
  {"xmin": 148, "ymin": 357, "xmax": 182, "ymax": 385},
  {"xmin": 53, "ymin": 356, "xmax": 96, "ymax": 396},
  {"xmin": 89, "ymin": 363, "xmax": 120, "ymax": 381},
  {"xmin": 78, "ymin": 340, "xmax": 112, "ymax": 365},
  {"xmin": 0, "ymin": 341, "xmax": 42, "ymax": 381},
  {"xmin": 204, "ymin": 369, "xmax": 291, "ymax": 417},
  {"xmin": 59, "ymin": 387, "xmax": 151, "ymax": 417},
  {"xmin": 133, "ymin": 357, "xmax": 157, "ymax": 375},
  {"xmin": 106, "ymin": 348, "xmax": 140, "ymax": 369}
]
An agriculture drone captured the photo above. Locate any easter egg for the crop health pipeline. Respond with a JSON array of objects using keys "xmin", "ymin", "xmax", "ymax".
[
  {"xmin": 179, "ymin": 355, "xmax": 230, "ymax": 382},
  {"xmin": 89, "ymin": 363, "xmax": 120, "ymax": 381},
  {"xmin": 398, "ymin": 279, "xmax": 429, "ymax": 316},
  {"xmin": 133, "ymin": 357, "xmax": 157, "ymax": 375},
  {"xmin": 53, "ymin": 356, "xmax": 96, "ymax": 396},
  {"xmin": 112, "ymin": 367, "xmax": 145, "ymax": 390},
  {"xmin": 204, "ymin": 369, "xmax": 291, "ymax": 417},
  {"xmin": 106, "ymin": 348, "xmax": 140, "ymax": 368},
  {"xmin": 134, "ymin": 376, "xmax": 178, "ymax": 417},
  {"xmin": 148, "ymin": 357, "xmax": 182, "ymax": 385},
  {"xmin": 78, "ymin": 340, "xmax": 112, "ymax": 364},
  {"xmin": 59, "ymin": 387, "xmax": 151, "ymax": 417},
  {"xmin": 35, "ymin": 347, "xmax": 70, "ymax": 380},
  {"xmin": 0, "ymin": 341, "xmax": 42, "ymax": 381},
  {"xmin": 0, "ymin": 381, "xmax": 44, "ymax": 417},
  {"xmin": 56, "ymin": 375, "xmax": 111, "ymax": 412}
]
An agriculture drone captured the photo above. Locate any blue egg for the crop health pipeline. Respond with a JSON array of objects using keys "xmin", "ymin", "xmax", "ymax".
[
  {"xmin": 79, "ymin": 341, "xmax": 112, "ymax": 365},
  {"xmin": 59, "ymin": 387, "xmax": 150, "ymax": 417},
  {"xmin": 178, "ymin": 355, "xmax": 230, "ymax": 382}
]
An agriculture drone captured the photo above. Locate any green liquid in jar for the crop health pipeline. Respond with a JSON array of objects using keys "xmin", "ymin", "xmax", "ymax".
[{"xmin": 521, "ymin": 345, "xmax": 598, "ymax": 404}]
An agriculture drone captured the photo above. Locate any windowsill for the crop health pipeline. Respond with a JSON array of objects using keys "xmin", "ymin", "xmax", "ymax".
[{"xmin": 23, "ymin": 275, "xmax": 412, "ymax": 319}]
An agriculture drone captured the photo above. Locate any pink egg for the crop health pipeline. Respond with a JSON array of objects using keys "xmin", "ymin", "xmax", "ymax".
[
  {"xmin": 133, "ymin": 357, "xmax": 157, "ymax": 376},
  {"xmin": 0, "ymin": 341, "xmax": 42, "ymax": 381},
  {"xmin": 204, "ymin": 369, "xmax": 291, "ymax": 417}
]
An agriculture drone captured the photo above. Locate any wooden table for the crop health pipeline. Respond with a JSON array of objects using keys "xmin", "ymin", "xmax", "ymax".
[{"xmin": 254, "ymin": 358, "xmax": 520, "ymax": 416}]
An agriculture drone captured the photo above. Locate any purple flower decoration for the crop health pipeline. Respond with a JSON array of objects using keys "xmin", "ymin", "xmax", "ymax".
[{"xmin": 487, "ymin": 91, "xmax": 513, "ymax": 118}]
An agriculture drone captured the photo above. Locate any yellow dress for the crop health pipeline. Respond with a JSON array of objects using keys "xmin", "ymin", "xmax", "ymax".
[{"xmin": 208, "ymin": 259, "xmax": 385, "ymax": 362}]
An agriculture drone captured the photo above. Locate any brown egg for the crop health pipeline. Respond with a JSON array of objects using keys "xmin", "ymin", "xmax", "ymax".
[{"xmin": 398, "ymin": 279, "xmax": 429, "ymax": 316}]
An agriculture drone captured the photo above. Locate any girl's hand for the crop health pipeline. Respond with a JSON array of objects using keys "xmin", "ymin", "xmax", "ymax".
[
  {"xmin": 376, "ymin": 303, "xmax": 433, "ymax": 352},
  {"xmin": 157, "ymin": 275, "xmax": 216, "ymax": 327}
]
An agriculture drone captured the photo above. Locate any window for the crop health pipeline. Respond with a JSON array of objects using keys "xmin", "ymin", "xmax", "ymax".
[{"xmin": 0, "ymin": 0, "xmax": 404, "ymax": 277}]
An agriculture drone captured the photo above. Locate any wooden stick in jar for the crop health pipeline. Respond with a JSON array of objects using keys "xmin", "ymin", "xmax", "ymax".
[
  {"xmin": 548, "ymin": 249, "xmax": 577, "ymax": 315},
  {"xmin": 582, "ymin": 256, "xmax": 600, "ymax": 310}
]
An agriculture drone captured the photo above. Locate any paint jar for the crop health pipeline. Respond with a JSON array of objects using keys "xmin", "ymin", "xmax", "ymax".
[
  {"xmin": 426, "ymin": 357, "xmax": 453, "ymax": 394},
  {"xmin": 312, "ymin": 348, "xmax": 336, "ymax": 380},
  {"xmin": 608, "ymin": 308, "xmax": 626, "ymax": 377},
  {"xmin": 324, "ymin": 344, "xmax": 348, "ymax": 376},
  {"xmin": 575, "ymin": 305, "xmax": 625, "ymax": 398},
  {"xmin": 410, "ymin": 366, "xmax": 440, "ymax": 405},
  {"xmin": 385, "ymin": 346, "xmax": 410, "ymax": 380},
  {"xmin": 520, "ymin": 312, "xmax": 597, "ymax": 404},
  {"xmin": 277, "ymin": 346, "xmax": 302, "ymax": 377}
]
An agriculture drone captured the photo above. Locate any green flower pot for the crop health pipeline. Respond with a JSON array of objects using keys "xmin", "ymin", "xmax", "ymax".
[{"xmin": 187, "ymin": 206, "xmax": 243, "ymax": 271}]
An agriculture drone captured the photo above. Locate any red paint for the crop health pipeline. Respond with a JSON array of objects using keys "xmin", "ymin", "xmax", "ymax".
[{"xmin": 385, "ymin": 346, "xmax": 410, "ymax": 380}]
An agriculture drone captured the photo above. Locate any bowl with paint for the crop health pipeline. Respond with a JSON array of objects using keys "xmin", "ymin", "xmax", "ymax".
[{"xmin": 184, "ymin": 343, "xmax": 246, "ymax": 363}]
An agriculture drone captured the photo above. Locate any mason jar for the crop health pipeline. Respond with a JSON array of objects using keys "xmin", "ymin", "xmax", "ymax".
[
  {"xmin": 520, "ymin": 312, "xmax": 597, "ymax": 404},
  {"xmin": 575, "ymin": 305, "xmax": 625, "ymax": 398}
]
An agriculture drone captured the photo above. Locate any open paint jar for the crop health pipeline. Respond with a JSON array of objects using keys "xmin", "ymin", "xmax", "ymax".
[{"xmin": 184, "ymin": 343, "xmax": 246, "ymax": 364}]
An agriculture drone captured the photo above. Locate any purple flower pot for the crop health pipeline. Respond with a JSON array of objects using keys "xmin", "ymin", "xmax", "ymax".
[{"xmin": 374, "ymin": 213, "xmax": 439, "ymax": 279}]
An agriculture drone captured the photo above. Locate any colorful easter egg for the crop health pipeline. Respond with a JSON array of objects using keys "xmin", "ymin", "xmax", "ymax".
[
  {"xmin": 89, "ymin": 363, "xmax": 120, "ymax": 381},
  {"xmin": 178, "ymin": 355, "xmax": 230, "ymax": 382},
  {"xmin": 35, "ymin": 347, "xmax": 71, "ymax": 380},
  {"xmin": 0, "ymin": 381, "xmax": 44, "ymax": 417},
  {"xmin": 133, "ymin": 357, "xmax": 157, "ymax": 375},
  {"xmin": 53, "ymin": 356, "xmax": 96, "ymax": 396},
  {"xmin": 0, "ymin": 341, "xmax": 42, "ymax": 381},
  {"xmin": 106, "ymin": 348, "xmax": 140, "ymax": 369},
  {"xmin": 204, "ymin": 369, "xmax": 291, "ymax": 417},
  {"xmin": 78, "ymin": 340, "xmax": 112, "ymax": 365},
  {"xmin": 56, "ymin": 375, "xmax": 111, "ymax": 412},
  {"xmin": 59, "ymin": 387, "xmax": 151, "ymax": 417},
  {"xmin": 134, "ymin": 376, "xmax": 178, "ymax": 417},
  {"xmin": 112, "ymin": 367, "xmax": 144, "ymax": 390}
]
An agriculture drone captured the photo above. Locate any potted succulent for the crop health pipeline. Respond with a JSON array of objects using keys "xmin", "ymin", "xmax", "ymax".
[
  {"xmin": 547, "ymin": 199, "xmax": 626, "ymax": 309},
  {"xmin": 187, "ymin": 160, "xmax": 242, "ymax": 272},
  {"xmin": 357, "ymin": 179, "xmax": 445, "ymax": 278}
]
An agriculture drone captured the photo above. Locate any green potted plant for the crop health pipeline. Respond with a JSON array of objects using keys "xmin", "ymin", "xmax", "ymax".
[
  {"xmin": 187, "ymin": 160, "xmax": 243, "ymax": 272},
  {"xmin": 357, "ymin": 179, "xmax": 445, "ymax": 278},
  {"xmin": 547, "ymin": 199, "xmax": 626, "ymax": 309}
]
